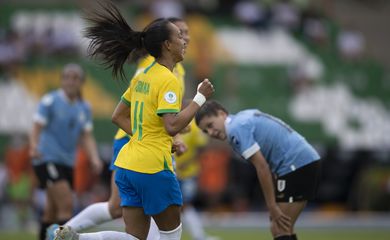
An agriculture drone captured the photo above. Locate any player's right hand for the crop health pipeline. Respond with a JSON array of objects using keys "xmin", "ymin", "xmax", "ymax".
[
  {"xmin": 171, "ymin": 141, "xmax": 188, "ymax": 156},
  {"xmin": 91, "ymin": 158, "xmax": 103, "ymax": 174},
  {"xmin": 197, "ymin": 78, "xmax": 215, "ymax": 99},
  {"xmin": 29, "ymin": 146, "xmax": 41, "ymax": 159},
  {"xmin": 269, "ymin": 206, "xmax": 291, "ymax": 233}
]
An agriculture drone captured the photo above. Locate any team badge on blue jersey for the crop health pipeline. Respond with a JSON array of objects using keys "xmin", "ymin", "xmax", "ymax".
[{"xmin": 277, "ymin": 180, "xmax": 286, "ymax": 192}]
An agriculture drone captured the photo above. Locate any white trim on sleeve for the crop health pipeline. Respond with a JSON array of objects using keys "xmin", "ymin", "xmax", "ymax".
[
  {"xmin": 242, "ymin": 143, "xmax": 260, "ymax": 159},
  {"xmin": 84, "ymin": 122, "xmax": 93, "ymax": 132},
  {"xmin": 33, "ymin": 113, "xmax": 47, "ymax": 125}
]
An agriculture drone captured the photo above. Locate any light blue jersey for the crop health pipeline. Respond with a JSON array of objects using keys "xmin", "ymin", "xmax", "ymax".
[
  {"xmin": 226, "ymin": 109, "xmax": 320, "ymax": 176},
  {"xmin": 32, "ymin": 90, "xmax": 92, "ymax": 167}
]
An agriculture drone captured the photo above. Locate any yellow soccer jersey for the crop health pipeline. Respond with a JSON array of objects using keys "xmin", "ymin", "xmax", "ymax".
[
  {"xmin": 114, "ymin": 56, "xmax": 185, "ymax": 140},
  {"xmin": 137, "ymin": 55, "xmax": 185, "ymax": 94},
  {"xmin": 114, "ymin": 61, "xmax": 182, "ymax": 173},
  {"xmin": 139, "ymin": 55, "xmax": 154, "ymax": 68},
  {"xmin": 113, "ymin": 129, "xmax": 129, "ymax": 140},
  {"xmin": 175, "ymin": 120, "xmax": 208, "ymax": 180}
]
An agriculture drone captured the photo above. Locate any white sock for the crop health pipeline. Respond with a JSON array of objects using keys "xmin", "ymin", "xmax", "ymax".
[
  {"xmin": 182, "ymin": 206, "xmax": 206, "ymax": 239},
  {"xmin": 159, "ymin": 223, "xmax": 182, "ymax": 240},
  {"xmin": 146, "ymin": 218, "xmax": 160, "ymax": 240},
  {"xmin": 79, "ymin": 231, "xmax": 139, "ymax": 240},
  {"xmin": 66, "ymin": 202, "xmax": 112, "ymax": 232}
]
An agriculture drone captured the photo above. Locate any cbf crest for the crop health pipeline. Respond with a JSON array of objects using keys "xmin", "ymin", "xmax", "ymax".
[{"xmin": 164, "ymin": 91, "xmax": 177, "ymax": 104}]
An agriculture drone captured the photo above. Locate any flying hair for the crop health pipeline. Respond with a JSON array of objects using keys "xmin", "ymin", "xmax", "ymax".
[{"xmin": 84, "ymin": 1, "xmax": 142, "ymax": 80}]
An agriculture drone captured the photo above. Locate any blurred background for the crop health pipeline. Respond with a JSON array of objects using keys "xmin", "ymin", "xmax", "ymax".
[{"xmin": 0, "ymin": 0, "xmax": 390, "ymax": 239}]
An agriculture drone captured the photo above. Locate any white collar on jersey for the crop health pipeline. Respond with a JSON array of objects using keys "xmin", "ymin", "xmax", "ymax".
[{"xmin": 225, "ymin": 116, "xmax": 232, "ymax": 124}]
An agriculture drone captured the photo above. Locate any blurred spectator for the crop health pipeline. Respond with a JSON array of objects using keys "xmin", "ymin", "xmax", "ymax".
[
  {"xmin": 184, "ymin": 0, "xmax": 219, "ymax": 12},
  {"xmin": 0, "ymin": 30, "xmax": 26, "ymax": 76},
  {"xmin": 337, "ymin": 27, "xmax": 365, "ymax": 61},
  {"xmin": 299, "ymin": 7, "xmax": 329, "ymax": 46},
  {"xmin": 233, "ymin": 0, "xmax": 271, "ymax": 30},
  {"xmin": 150, "ymin": 0, "xmax": 185, "ymax": 18},
  {"xmin": 10, "ymin": 11, "xmax": 83, "ymax": 60},
  {"xmin": 287, "ymin": 58, "xmax": 323, "ymax": 92},
  {"xmin": 271, "ymin": 0, "xmax": 300, "ymax": 31},
  {"xmin": 4, "ymin": 134, "xmax": 34, "ymax": 229}
]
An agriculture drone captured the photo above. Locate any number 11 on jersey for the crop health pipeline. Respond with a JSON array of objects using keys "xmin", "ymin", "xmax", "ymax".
[{"xmin": 132, "ymin": 101, "xmax": 144, "ymax": 140}]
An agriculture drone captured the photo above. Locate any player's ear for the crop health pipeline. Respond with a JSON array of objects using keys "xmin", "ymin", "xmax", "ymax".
[
  {"xmin": 217, "ymin": 109, "xmax": 226, "ymax": 117},
  {"xmin": 163, "ymin": 39, "xmax": 171, "ymax": 51}
]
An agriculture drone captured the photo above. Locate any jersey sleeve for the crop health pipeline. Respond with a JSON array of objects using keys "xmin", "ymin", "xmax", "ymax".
[
  {"xmin": 120, "ymin": 86, "xmax": 132, "ymax": 107},
  {"xmin": 156, "ymin": 75, "xmax": 181, "ymax": 115},
  {"xmin": 33, "ymin": 93, "xmax": 54, "ymax": 125},
  {"xmin": 229, "ymin": 122, "xmax": 260, "ymax": 160}
]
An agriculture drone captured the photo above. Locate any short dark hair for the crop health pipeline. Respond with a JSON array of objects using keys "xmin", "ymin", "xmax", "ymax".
[
  {"xmin": 84, "ymin": 2, "xmax": 172, "ymax": 79},
  {"xmin": 167, "ymin": 17, "xmax": 183, "ymax": 24},
  {"xmin": 62, "ymin": 63, "xmax": 85, "ymax": 81},
  {"xmin": 195, "ymin": 100, "xmax": 228, "ymax": 126}
]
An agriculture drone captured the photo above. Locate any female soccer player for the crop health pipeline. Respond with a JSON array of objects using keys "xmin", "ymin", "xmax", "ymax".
[
  {"xmin": 47, "ymin": 17, "xmax": 190, "ymax": 240},
  {"xmin": 55, "ymin": 2, "xmax": 214, "ymax": 240},
  {"xmin": 29, "ymin": 63, "xmax": 102, "ymax": 240},
  {"xmin": 195, "ymin": 100, "xmax": 321, "ymax": 240}
]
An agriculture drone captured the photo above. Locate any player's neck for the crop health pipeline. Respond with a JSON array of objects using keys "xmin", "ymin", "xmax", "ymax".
[
  {"xmin": 64, "ymin": 92, "xmax": 78, "ymax": 102},
  {"xmin": 157, "ymin": 58, "xmax": 175, "ymax": 72}
]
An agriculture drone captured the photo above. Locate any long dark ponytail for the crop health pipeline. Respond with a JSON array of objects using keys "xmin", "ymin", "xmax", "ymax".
[
  {"xmin": 84, "ymin": 2, "xmax": 172, "ymax": 80},
  {"xmin": 84, "ymin": 1, "xmax": 142, "ymax": 79}
]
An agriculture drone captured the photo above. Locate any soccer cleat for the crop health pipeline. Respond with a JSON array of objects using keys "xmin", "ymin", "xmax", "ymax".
[
  {"xmin": 54, "ymin": 226, "xmax": 79, "ymax": 240},
  {"xmin": 46, "ymin": 224, "xmax": 59, "ymax": 240}
]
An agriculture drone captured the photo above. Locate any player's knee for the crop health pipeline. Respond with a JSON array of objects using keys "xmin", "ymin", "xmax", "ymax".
[
  {"xmin": 159, "ymin": 223, "xmax": 182, "ymax": 240},
  {"xmin": 271, "ymin": 223, "xmax": 278, "ymax": 237},
  {"xmin": 270, "ymin": 222, "xmax": 290, "ymax": 238}
]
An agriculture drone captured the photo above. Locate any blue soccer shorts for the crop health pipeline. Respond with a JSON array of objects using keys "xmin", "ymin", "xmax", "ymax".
[{"xmin": 115, "ymin": 167, "xmax": 183, "ymax": 215}]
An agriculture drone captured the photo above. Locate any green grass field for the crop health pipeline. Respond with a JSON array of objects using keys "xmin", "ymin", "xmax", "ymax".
[{"xmin": 1, "ymin": 228, "xmax": 389, "ymax": 240}]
